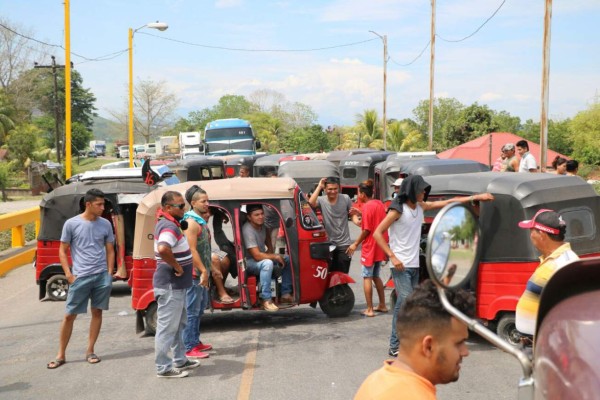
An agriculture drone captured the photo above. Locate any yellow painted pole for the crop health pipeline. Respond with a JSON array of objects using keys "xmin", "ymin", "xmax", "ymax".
[
  {"xmin": 64, "ymin": 0, "xmax": 72, "ymax": 178},
  {"xmin": 128, "ymin": 28, "xmax": 134, "ymax": 168}
]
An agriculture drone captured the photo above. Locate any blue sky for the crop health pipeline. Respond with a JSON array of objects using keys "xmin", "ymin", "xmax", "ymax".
[{"xmin": 2, "ymin": 0, "xmax": 599, "ymax": 127}]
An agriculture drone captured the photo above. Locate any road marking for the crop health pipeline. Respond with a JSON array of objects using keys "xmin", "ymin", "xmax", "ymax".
[{"xmin": 237, "ymin": 330, "xmax": 259, "ymax": 400}]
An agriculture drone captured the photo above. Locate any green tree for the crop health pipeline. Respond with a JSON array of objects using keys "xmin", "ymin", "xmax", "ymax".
[
  {"xmin": 412, "ymin": 98, "xmax": 464, "ymax": 151},
  {"xmin": 280, "ymin": 125, "xmax": 329, "ymax": 153},
  {"xmin": 491, "ymin": 110, "xmax": 521, "ymax": 133},
  {"xmin": 70, "ymin": 122, "xmax": 93, "ymax": 155},
  {"xmin": 569, "ymin": 103, "xmax": 600, "ymax": 165},
  {"xmin": 446, "ymin": 103, "xmax": 498, "ymax": 147},
  {"xmin": 0, "ymin": 91, "xmax": 16, "ymax": 145},
  {"xmin": 0, "ymin": 161, "xmax": 10, "ymax": 201},
  {"xmin": 7, "ymin": 123, "xmax": 40, "ymax": 167},
  {"xmin": 355, "ymin": 109, "xmax": 380, "ymax": 148}
]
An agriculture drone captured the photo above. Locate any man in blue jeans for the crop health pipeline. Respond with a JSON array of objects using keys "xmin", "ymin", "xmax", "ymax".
[
  {"xmin": 374, "ymin": 175, "xmax": 494, "ymax": 356},
  {"xmin": 242, "ymin": 204, "xmax": 293, "ymax": 312}
]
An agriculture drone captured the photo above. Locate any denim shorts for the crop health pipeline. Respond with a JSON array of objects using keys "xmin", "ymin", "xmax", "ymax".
[
  {"xmin": 361, "ymin": 261, "xmax": 382, "ymax": 278},
  {"xmin": 65, "ymin": 271, "xmax": 112, "ymax": 315}
]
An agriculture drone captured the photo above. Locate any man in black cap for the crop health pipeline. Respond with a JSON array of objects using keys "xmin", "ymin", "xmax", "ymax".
[{"xmin": 515, "ymin": 209, "xmax": 579, "ymax": 336}]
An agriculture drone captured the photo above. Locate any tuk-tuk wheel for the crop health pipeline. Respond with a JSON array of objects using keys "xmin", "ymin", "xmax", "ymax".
[
  {"xmin": 319, "ymin": 284, "xmax": 355, "ymax": 318},
  {"xmin": 144, "ymin": 302, "xmax": 158, "ymax": 336},
  {"xmin": 46, "ymin": 274, "xmax": 69, "ymax": 301},
  {"xmin": 496, "ymin": 314, "xmax": 521, "ymax": 347}
]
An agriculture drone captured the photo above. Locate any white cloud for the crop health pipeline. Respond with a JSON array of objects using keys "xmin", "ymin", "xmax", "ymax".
[{"xmin": 480, "ymin": 92, "xmax": 503, "ymax": 102}]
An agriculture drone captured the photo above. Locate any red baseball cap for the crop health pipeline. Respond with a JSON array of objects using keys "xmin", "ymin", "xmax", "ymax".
[{"xmin": 518, "ymin": 209, "xmax": 565, "ymax": 235}]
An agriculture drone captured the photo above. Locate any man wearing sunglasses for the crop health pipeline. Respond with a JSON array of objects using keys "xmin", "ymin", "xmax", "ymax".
[
  {"xmin": 153, "ymin": 191, "xmax": 200, "ymax": 378},
  {"xmin": 309, "ymin": 176, "xmax": 361, "ymax": 274}
]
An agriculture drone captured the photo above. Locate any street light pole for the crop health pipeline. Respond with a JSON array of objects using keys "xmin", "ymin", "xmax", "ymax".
[
  {"xmin": 428, "ymin": 0, "xmax": 436, "ymax": 151},
  {"xmin": 64, "ymin": 0, "xmax": 72, "ymax": 178},
  {"xmin": 128, "ymin": 21, "xmax": 168, "ymax": 168},
  {"xmin": 370, "ymin": 31, "xmax": 388, "ymax": 150}
]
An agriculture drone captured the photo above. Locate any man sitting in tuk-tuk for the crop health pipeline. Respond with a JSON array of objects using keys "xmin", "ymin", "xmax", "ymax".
[
  {"xmin": 242, "ymin": 204, "xmax": 293, "ymax": 312},
  {"xmin": 516, "ymin": 209, "xmax": 579, "ymax": 337}
]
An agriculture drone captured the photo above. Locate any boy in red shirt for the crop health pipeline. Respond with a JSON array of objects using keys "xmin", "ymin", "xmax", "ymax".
[{"xmin": 348, "ymin": 180, "xmax": 388, "ymax": 317}]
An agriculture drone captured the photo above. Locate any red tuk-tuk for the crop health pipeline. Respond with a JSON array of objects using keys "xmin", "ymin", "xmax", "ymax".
[
  {"xmin": 35, "ymin": 179, "xmax": 157, "ymax": 300},
  {"xmin": 131, "ymin": 177, "xmax": 356, "ymax": 335},
  {"xmin": 423, "ymin": 172, "xmax": 600, "ymax": 344}
]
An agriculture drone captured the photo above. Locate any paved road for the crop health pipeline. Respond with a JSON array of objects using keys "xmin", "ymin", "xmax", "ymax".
[
  {"xmin": 0, "ymin": 224, "xmax": 521, "ymax": 400},
  {"xmin": 0, "ymin": 200, "xmax": 41, "ymax": 214}
]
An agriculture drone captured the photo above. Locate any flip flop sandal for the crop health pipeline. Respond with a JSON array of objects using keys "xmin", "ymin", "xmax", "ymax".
[
  {"xmin": 47, "ymin": 359, "xmax": 66, "ymax": 369},
  {"xmin": 218, "ymin": 295, "xmax": 235, "ymax": 304},
  {"xmin": 86, "ymin": 353, "xmax": 101, "ymax": 364}
]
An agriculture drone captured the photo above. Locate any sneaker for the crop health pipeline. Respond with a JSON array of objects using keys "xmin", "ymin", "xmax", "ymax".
[
  {"xmin": 194, "ymin": 342, "xmax": 213, "ymax": 352},
  {"xmin": 388, "ymin": 348, "xmax": 399, "ymax": 357},
  {"xmin": 175, "ymin": 359, "xmax": 201, "ymax": 371},
  {"xmin": 157, "ymin": 369, "xmax": 189, "ymax": 378},
  {"xmin": 185, "ymin": 349, "xmax": 209, "ymax": 359},
  {"xmin": 261, "ymin": 299, "xmax": 279, "ymax": 312}
]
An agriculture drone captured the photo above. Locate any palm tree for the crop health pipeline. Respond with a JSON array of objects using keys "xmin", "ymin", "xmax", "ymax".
[
  {"xmin": 0, "ymin": 94, "xmax": 16, "ymax": 146},
  {"xmin": 355, "ymin": 109, "xmax": 380, "ymax": 148}
]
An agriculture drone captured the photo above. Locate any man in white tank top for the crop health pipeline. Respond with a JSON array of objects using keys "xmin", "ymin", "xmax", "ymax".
[{"xmin": 373, "ymin": 175, "xmax": 494, "ymax": 356}]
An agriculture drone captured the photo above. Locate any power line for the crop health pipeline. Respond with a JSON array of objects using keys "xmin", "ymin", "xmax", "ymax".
[
  {"xmin": 436, "ymin": 0, "xmax": 506, "ymax": 43},
  {"xmin": 389, "ymin": 41, "xmax": 431, "ymax": 67},
  {"xmin": 139, "ymin": 31, "xmax": 378, "ymax": 52}
]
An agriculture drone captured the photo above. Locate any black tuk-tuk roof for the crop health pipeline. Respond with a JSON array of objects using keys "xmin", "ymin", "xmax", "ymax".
[
  {"xmin": 38, "ymin": 179, "xmax": 155, "ymax": 241},
  {"xmin": 398, "ymin": 158, "xmax": 489, "ymax": 176},
  {"xmin": 425, "ymin": 172, "xmax": 600, "ymax": 261},
  {"xmin": 278, "ymin": 160, "xmax": 339, "ymax": 194},
  {"xmin": 326, "ymin": 149, "xmax": 381, "ymax": 165},
  {"xmin": 253, "ymin": 153, "xmax": 295, "ymax": 176},
  {"xmin": 168, "ymin": 157, "xmax": 225, "ymax": 168},
  {"xmin": 222, "ymin": 154, "xmax": 267, "ymax": 166},
  {"xmin": 339, "ymin": 151, "xmax": 394, "ymax": 167}
]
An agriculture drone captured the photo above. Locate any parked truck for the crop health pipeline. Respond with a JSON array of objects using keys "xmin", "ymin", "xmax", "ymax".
[
  {"xmin": 156, "ymin": 136, "xmax": 177, "ymax": 156},
  {"xmin": 89, "ymin": 140, "xmax": 106, "ymax": 156},
  {"xmin": 179, "ymin": 132, "xmax": 201, "ymax": 158},
  {"xmin": 202, "ymin": 118, "xmax": 261, "ymax": 156}
]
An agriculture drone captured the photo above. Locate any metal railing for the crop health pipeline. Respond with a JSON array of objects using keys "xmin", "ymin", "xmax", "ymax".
[{"xmin": 0, "ymin": 207, "xmax": 40, "ymax": 276}]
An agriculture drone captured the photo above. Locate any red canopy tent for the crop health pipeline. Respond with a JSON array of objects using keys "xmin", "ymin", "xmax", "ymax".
[{"xmin": 438, "ymin": 132, "xmax": 568, "ymax": 168}]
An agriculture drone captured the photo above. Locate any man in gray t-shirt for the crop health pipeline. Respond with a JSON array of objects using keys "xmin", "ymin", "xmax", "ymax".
[
  {"xmin": 309, "ymin": 177, "xmax": 360, "ymax": 274},
  {"xmin": 48, "ymin": 189, "xmax": 115, "ymax": 370}
]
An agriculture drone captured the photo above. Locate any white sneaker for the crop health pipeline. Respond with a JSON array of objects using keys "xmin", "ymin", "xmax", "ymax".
[{"xmin": 175, "ymin": 359, "xmax": 201, "ymax": 371}]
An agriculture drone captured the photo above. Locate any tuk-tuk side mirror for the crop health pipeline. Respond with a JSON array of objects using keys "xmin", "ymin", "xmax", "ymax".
[
  {"xmin": 198, "ymin": 143, "xmax": 205, "ymax": 153},
  {"xmin": 255, "ymin": 140, "xmax": 261, "ymax": 150},
  {"xmin": 426, "ymin": 203, "xmax": 534, "ymax": 397},
  {"xmin": 426, "ymin": 203, "xmax": 479, "ymax": 289}
]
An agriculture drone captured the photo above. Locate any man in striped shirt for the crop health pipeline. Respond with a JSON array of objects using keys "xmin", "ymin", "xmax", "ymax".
[
  {"xmin": 516, "ymin": 209, "xmax": 579, "ymax": 336},
  {"xmin": 153, "ymin": 191, "xmax": 200, "ymax": 378}
]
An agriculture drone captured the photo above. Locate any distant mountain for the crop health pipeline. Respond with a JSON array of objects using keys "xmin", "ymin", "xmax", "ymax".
[{"xmin": 92, "ymin": 115, "xmax": 127, "ymax": 144}]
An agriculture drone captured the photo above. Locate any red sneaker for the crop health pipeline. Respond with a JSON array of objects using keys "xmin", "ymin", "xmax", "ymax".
[
  {"xmin": 194, "ymin": 342, "xmax": 213, "ymax": 352},
  {"xmin": 185, "ymin": 349, "xmax": 209, "ymax": 359}
]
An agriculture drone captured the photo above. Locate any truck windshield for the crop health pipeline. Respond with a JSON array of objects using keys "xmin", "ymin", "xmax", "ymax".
[{"xmin": 205, "ymin": 127, "xmax": 253, "ymax": 140}]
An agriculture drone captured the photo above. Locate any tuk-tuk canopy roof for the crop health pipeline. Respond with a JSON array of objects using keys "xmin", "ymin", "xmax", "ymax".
[
  {"xmin": 134, "ymin": 177, "xmax": 298, "ymax": 258},
  {"xmin": 277, "ymin": 160, "xmax": 339, "ymax": 179},
  {"xmin": 425, "ymin": 172, "xmax": 597, "ymax": 206},
  {"xmin": 326, "ymin": 149, "xmax": 381, "ymax": 165},
  {"xmin": 218, "ymin": 154, "xmax": 267, "ymax": 166},
  {"xmin": 386, "ymin": 151, "xmax": 438, "ymax": 161},
  {"xmin": 339, "ymin": 151, "xmax": 394, "ymax": 167},
  {"xmin": 168, "ymin": 157, "xmax": 225, "ymax": 168},
  {"xmin": 254, "ymin": 153, "xmax": 294, "ymax": 167},
  {"xmin": 398, "ymin": 158, "xmax": 489, "ymax": 176}
]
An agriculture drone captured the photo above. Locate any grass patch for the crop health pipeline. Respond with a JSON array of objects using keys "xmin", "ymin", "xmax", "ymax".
[
  {"xmin": 0, "ymin": 222, "xmax": 36, "ymax": 252},
  {"xmin": 71, "ymin": 157, "xmax": 117, "ymax": 174}
]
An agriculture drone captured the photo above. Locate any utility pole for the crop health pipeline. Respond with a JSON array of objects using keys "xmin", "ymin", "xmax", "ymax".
[
  {"xmin": 370, "ymin": 31, "xmax": 388, "ymax": 150},
  {"xmin": 428, "ymin": 0, "xmax": 436, "ymax": 151},
  {"xmin": 539, "ymin": 0, "xmax": 552, "ymax": 172},
  {"xmin": 34, "ymin": 56, "xmax": 65, "ymax": 164}
]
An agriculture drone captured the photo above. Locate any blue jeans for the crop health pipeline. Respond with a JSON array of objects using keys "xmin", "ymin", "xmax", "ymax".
[
  {"xmin": 246, "ymin": 255, "xmax": 292, "ymax": 300},
  {"xmin": 389, "ymin": 268, "xmax": 420, "ymax": 351},
  {"xmin": 154, "ymin": 287, "xmax": 188, "ymax": 374},
  {"xmin": 183, "ymin": 279, "xmax": 209, "ymax": 351}
]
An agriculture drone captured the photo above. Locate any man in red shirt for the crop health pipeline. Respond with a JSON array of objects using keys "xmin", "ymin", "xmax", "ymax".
[{"xmin": 348, "ymin": 180, "xmax": 388, "ymax": 317}]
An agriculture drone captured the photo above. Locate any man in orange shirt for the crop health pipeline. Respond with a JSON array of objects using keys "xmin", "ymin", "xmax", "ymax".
[{"xmin": 355, "ymin": 280, "xmax": 475, "ymax": 399}]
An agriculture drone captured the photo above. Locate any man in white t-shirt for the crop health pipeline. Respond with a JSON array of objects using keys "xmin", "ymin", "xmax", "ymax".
[
  {"xmin": 516, "ymin": 140, "xmax": 537, "ymax": 173},
  {"xmin": 373, "ymin": 175, "xmax": 494, "ymax": 357}
]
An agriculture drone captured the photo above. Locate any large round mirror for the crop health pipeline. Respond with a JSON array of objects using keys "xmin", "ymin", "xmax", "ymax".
[{"xmin": 426, "ymin": 203, "xmax": 479, "ymax": 288}]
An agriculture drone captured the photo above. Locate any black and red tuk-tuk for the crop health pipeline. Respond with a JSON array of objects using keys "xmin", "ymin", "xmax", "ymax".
[
  {"xmin": 422, "ymin": 172, "xmax": 600, "ymax": 344},
  {"xmin": 35, "ymin": 179, "xmax": 157, "ymax": 300},
  {"xmin": 277, "ymin": 159, "xmax": 339, "ymax": 197},
  {"xmin": 325, "ymin": 149, "xmax": 381, "ymax": 167},
  {"xmin": 338, "ymin": 151, "xmax": 394, "ymax": 198},
  {"xmin": 167, "ymin": 156, "xmax": 225, "ymax": 182},
  {"xmin": 219, "ymin": 154, "xmax": 267, "ymax": 177},
  {"xmin": 374, "ymin": 157, "xmax": 489, "ymax": 203},
  {"xmin": 131, "ymin": 177, "xmax": 356, "ymax": 335},
  {"xmin": 252, "ymin": 153, "xmax": 294, "ymax": 177}
]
